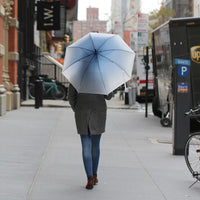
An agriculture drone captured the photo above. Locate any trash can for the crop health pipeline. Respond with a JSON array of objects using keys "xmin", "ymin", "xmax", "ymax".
[
  {"xmin": 128, "ymin": 87, "xmax": 133, "ymax": 105},
  {"xmin": 128, "ymin": 87, "xmax": 136, "ymax": 105},
  {"xmin": 132, "ymin": 86, "xmax": 136, "ymax": 104},
  {"xmin": 35, "ymin": 79, "xmax": 43, "ymax": 109}
]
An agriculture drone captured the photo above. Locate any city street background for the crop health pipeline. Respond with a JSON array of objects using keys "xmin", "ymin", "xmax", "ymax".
[{"xmin": 0, "ymin": 96, "xmax": 199, "ymax": 200}]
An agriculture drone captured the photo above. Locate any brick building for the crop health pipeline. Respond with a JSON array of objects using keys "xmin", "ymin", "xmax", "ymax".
[
  {"xmin": 0, "ymin": 0, "xmax": 20, "ymax": 116},
  {"xmin": 72, "ymin": 7, "xmax": 107, "ymax": 40},
  {"xmin": 0, "ymin": 0, "xmax": 3, "ymax": 89}
]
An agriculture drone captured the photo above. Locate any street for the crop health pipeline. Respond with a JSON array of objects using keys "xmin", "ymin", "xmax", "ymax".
[{"xmin": 0, "ymin": 102, "xmax": 199, "ymax": 200}]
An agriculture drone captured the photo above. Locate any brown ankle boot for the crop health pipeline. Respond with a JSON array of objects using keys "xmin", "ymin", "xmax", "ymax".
[
  {"xmin": 86, "ymin": 178, "xmax": 94, "ymax": 189},
  {"xmin": 93, "ymin": 174, "xmax": 98, "ymax": 185}
]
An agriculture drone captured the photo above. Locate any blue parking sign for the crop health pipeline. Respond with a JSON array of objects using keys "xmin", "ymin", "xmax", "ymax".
[{"xmin": 178, "ymin": 65, "xmax": 189, "ymax": 77}]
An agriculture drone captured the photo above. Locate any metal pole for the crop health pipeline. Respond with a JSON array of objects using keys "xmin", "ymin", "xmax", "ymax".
[
  {"xmin": 54, "ymin": 64, "xmax": 57, "ymax": 80},
  {"xmin": 145, "ymin": 46, "xmax": 149, "ymax": 118}
]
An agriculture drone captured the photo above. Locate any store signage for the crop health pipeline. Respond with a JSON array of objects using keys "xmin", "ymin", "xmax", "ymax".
[
  {"xmin": 37, "ymin": 1, "xmax": 60, "ymax": 30},
  {"xmin": 191, "ymin": 46, "xmax": 200, "ymax": 64}
]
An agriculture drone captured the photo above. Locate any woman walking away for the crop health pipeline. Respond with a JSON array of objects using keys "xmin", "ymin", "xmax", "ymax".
[{"xmin": 68, "ymin": 83, "xmax": 112, "ymax": 190}]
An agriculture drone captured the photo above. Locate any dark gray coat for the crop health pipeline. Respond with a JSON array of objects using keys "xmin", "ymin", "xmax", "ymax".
[{"xmin": 68, "ymin": 84, "xmax": 112, "ymax": 135}]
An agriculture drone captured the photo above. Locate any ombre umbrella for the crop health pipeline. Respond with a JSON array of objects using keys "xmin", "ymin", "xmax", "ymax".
[{"xmin": 62, "ymin": 32, "xmax": 135, "ymax": 95}]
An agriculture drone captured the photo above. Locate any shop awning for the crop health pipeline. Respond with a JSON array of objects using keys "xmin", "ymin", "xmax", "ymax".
[{"xmin": 43, "ymin": 55, "xmax": 63, "ymax": 69}]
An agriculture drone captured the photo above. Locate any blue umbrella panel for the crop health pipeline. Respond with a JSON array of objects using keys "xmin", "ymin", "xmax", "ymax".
[{"xmin": 62, "ymin": 32, "xmax": 135, "ymax": 95}]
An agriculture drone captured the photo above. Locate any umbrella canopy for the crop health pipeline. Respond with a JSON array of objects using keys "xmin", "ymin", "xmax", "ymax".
[{"xmin": 62, "ymin": 32, "xmax": 135, "ymax": 95}]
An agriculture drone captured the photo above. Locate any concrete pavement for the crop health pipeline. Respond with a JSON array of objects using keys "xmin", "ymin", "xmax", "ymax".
[
  {"xmin": 0, "ymin": 97, "xmax": 200, "ymax": 200},
  {"xmin": 21, "ymin": 92, "xmax": 141, "ymax": 110}
]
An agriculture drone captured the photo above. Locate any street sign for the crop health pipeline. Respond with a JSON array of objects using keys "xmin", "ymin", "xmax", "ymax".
[
  {"xmin": 174, "ymin": 58, "xmax": 191, "ymax": 66},
  {"xmin": 138, "ymin": 13, "xmax": 149, "ymax": 47},
  {"xmin": 178, "ymin": 65, "xmax": 190, "ymax": 77}
]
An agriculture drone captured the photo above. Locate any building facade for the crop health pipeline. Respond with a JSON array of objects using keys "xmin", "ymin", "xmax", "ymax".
[
  {"xmin": 163, "ymin": 0, "xmax": 194, "ymax": 17},
  {"xmin": 72, "ymin": 7, "xmax": 107, "ymax": 40},
  {"xmin": 164, "ymin": 0, "xmax": 173, "ymax": 9},
  {"xmin": 0, "ymin": 0, "xmax": 20, "ymax": 116},
  {"xmin": 173, "ymin": 0, "xmax": 193, "ymax": 17},
  {"xmin": 110, "ymin": 0, "xmax": 123, "ymax": 37},
  {"xmin": 18, "ymin": 0, "xmax": 42, "ymax": 101},
  {"xmin": 0, "ymin": 0, "xmax": 4, "ymax": 115},
  {"xmin": 110, "ymin": 0, "xmax": 141, "ymax": 50},
  {"xmin": 194, "ymin": 0, "xmax": 200, "ymax": 16}
]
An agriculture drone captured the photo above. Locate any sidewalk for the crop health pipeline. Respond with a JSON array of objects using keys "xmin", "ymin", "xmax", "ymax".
[
  {"xmin": 0, "ymin": 97, "xmax": 199, "ymax": 200},
  {"xmin": 21, "ymin": 92, "xmax": 141, "ymax": 110}
]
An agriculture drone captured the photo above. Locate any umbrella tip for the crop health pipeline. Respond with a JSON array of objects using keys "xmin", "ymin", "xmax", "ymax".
[{"xmin": 94, "ymin": 49, "xmax": 98, "ymax": 55}]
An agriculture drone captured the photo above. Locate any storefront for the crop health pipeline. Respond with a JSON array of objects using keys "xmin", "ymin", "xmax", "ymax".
[{"xmin": 0, "ymin": 0, "xmax": 20, "ymax": 116}]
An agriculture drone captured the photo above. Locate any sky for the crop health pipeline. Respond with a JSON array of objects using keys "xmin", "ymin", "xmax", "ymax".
[{"xmin": 78, "ymin": 0, "xmax": 162, "ymax": 20}]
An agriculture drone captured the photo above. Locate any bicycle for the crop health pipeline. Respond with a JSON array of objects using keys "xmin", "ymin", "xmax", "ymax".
[
  {"xmin": 29, "ymin": 75, "xmax": 66, "ymax": 100},
  {"xmin": 184, "ymin": 106, "xmax": 200, "ymax": 187}
]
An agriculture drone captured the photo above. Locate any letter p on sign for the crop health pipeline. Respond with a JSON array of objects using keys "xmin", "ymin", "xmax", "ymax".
[
  {"xmin": 181, "ymin": 66, "xmax": 187, "ymax": 75},
  {"xmin": 178, "ymin": 65, "xmax": 189, "ymax": 77}
]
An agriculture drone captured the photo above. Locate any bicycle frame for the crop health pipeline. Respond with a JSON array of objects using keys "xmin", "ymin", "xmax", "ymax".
[{"xmin": 43, "ymin": 82, "xmax": 58, "ymax": 94}]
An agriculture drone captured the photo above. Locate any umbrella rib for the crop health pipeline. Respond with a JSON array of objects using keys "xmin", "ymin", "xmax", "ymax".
[
  {"xmin": 96, "ymin": 54, "xmax": 108, "ymax": 94},
  {"xmin": 97, "ymin": 35, "xmax": 115, "ymax": 50},
  {"xmin": 64, "ymin": 53, "xmax": 94, "ymax": 71},
  {"xmin": 99, "ymin": 49, "xmax": 133, "ymax": 54},
  {"xmin": 68, "ymin": 46, "xmax": 94, "ymax": 52},
  {"xmin": 79, "ymin": 55, "xmax": 95, "ymax": 90},
  {"xmin": 89, "ymin": 34, "xmax": 96, "ymax": 50},
  {"xmin": 99, "ymin": 54, "xmax": 131, "ymax": 77}
]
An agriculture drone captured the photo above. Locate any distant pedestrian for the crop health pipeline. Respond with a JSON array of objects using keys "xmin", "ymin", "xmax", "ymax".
[
  {"xmin": 119, "ymin": 84, "xmax": 125, "ymax": 100},
  {"xmin": 68, "ymin": 83, "xmax": 112, "ymax": 190}
]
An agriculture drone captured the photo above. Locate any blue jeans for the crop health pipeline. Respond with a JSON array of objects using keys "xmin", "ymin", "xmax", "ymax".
[{"xmin": 80, "ymin": 134, "xmax": 102, "ymax": 178}]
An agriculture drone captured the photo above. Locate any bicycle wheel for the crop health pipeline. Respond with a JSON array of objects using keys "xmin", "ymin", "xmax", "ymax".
[
  {"xmin": 185, "ymin": 132, "xmax": 200, "ymax": 180},
  {"xmin": 51, "ymin": 85, "xmax": 66, "ymax": 100}
]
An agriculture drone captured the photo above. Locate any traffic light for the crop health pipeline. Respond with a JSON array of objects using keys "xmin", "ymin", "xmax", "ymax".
[
  {"xmin": 57, "ymin": 44, "xmax": 62, "ymax": 54},
  {"xmin": 65, "ymin": 34, "xmax": 70, "ymax": 44}
]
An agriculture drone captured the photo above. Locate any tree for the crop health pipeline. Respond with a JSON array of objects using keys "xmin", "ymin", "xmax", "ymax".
[
  {"xmin": 149, "ymin": 8, "xmax": 176, "ymax": 30},
  {"xmin": 147, "ymin": 7, "xmax": 175, "ymax": 46}
]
